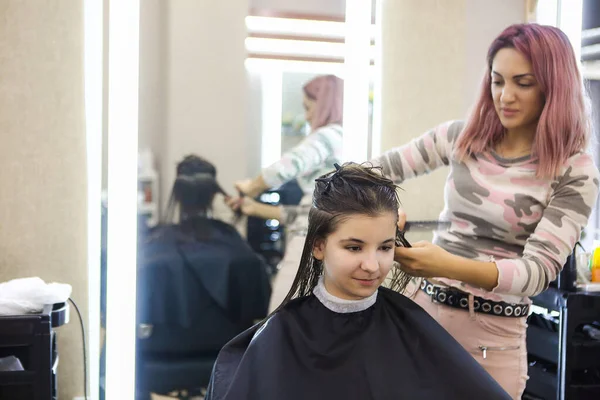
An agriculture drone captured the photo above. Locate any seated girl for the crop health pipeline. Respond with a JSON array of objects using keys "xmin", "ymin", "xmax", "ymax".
[
  {"xmin": 136, "ymin": 155, "xmax": 271, "ymax": 396},
  {"xmin": 206, "ymin": 163, "xmax": 510, "ymax": 400}
]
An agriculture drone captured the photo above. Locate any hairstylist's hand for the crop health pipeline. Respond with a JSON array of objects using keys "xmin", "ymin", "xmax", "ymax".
[
  {"xmin": 226, "ymin": 195, "xmax": 265, "ymax": 218},
  {"xmin": 394, "ymin": 241, "xmax": 454, "ymax": 278},
  {"xmin": 234, "ymin": 179, "xmax": 253, "ymax": 196},
  {"xmin": 234, "ymin": 179, "xmax": 263, "ymax": 199},
  {"xmin": 224, "ymin": 195, "xmax": 282, "ymax": 220},
  {"xmin": 225, "ymin": 195, "xmax": 241, "ymax": 211}
]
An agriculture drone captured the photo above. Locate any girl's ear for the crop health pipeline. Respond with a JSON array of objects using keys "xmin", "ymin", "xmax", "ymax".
[{"xmin": 312, "ymin": 239, "xmax": 325, "ymax": 261}]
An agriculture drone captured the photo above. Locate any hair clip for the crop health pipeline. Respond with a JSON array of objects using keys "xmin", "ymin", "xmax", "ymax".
[
  {"xmin": 315, "ymin": 163, "xmax": 343, "ymax": 195},
  {"xmin": 315, "ymin": 176, "xmax": 333, "ymax": 194},
  {"xmin": 177, "ymin": 172, "xmax": 215, "ymax": 181}
]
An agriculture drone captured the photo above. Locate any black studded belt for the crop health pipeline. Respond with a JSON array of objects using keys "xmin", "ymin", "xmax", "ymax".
[{"xmin": 420, "ymin": 279, "xmax": 529, "ymax": 318}]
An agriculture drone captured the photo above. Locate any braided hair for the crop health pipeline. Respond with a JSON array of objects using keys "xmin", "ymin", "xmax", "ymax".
[{"xmin": 163, "ymin": 155, "xmax": 228, "ymax": 240}]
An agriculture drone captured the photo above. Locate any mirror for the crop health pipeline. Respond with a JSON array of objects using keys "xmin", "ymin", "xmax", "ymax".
[
  {"xmin": 98, "ymin": 1, "xmax": 600, "ymax": 400},
  {"xmin": 99, "ymin": 1, "xmax": 376, "ymax": 399}
]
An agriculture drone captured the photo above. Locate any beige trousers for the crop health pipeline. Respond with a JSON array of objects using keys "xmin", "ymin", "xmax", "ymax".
[{"xmin": 413, "ymin": 289, "xmax": 528, "ymax": 399}]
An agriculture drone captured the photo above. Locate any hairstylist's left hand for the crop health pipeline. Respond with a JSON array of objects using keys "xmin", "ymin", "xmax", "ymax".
[
  {"xmin": 394, "ymin": 241, "xmax": 453, "ymax": 278},
  {"xmin": 235, "ymin": 179, "xmax": 262, "ymax": 199}
]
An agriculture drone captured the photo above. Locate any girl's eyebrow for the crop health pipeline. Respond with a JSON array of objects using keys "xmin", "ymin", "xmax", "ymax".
[{"xmin": 340, "ymin": 238, "xmax": 395, "ymax": 244}]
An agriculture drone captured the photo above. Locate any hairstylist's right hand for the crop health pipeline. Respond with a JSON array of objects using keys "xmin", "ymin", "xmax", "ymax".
[
  {"xmin": 225, "ymin": 195, "xmax": 259, "ymax": 217},
  {"xmin": 225, "ymin": 195, "xmax": 242, "ymax": 212}
]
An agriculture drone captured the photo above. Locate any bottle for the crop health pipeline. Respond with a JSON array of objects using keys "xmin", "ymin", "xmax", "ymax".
[{"xmin": 590, "ymin": 247, "xmax": 600, "ymax": 282}]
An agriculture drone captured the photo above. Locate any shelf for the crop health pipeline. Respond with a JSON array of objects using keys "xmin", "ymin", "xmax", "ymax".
[
  {"xmin": 566, "ymin": 384, "xmax": 600, "ymax": 399},
  {"xmin": 0, "ymin": 306, "xmax": 56, "ymax": 396},
  {"xmin": 138, "ymin": 167, "xmax": 159, "ymax": 225},
  {"xmin": 571, "ymin": 339, "xmax": 600, "ymax": 369},
  {"xmin": 0, "ymin": 371, "xmax": 36, "ymax": 385},
  {"xmin": 138, "ymin": 171, "xmax": 157, "ymax": 181},
  {"xmin": 529, "ymin": 286, "xmax": 600, "ymax": 311},
  {"xmin": 138, "ymin": 203, "xmax": 158, "ymax": 214}
]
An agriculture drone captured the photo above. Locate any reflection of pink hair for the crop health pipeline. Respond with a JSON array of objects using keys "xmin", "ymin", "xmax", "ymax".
[
  {"xmin": 455, "ymin": 24, "xmax": 590, "ymax": 178},
  {"xmin": 303, "ymin": 75, "xmax": 344, "ymax": 130}
]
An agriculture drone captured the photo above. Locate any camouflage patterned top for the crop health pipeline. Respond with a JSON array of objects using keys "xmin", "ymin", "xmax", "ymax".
[
  {"xmin": 262, "ymin": 124, "xmax": 343, "ymax": 194},
  {"xmin": 374, "ymin": 120, "xmax": 600, "ymax": 305}
]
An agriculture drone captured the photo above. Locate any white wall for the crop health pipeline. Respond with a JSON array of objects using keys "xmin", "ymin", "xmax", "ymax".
[
  {"xmin": 138, "ymin": 0, "xmax": 166, "ymax": 174},
  {"xmin": 281, "ymin": 72, "xmax": 315, "ymax": 153},
  {"xmin": 379, "ymin": 0, "xmax": 525, "ymax": 241},
  {"xmin": 162, "ymin": 0, "xmax": 250, "ymax": 217},
  {"xmin": 463, "ymin": 0, "xmax": 526, "ymax": 110},
  {"xmin": 282, "ymin": 72, "xmax": 315, "ymax": 121},
  {"xmin": 246, "ymin": 71, "xmax": 265, "ymax": 178},
  {"xmin": 0, "ymin": 2, "xmax": 88, "ymax": 398}
]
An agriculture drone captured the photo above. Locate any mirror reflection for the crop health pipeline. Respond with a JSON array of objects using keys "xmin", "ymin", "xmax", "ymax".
[{"xmin": 98, "ymin": 1, "xmax": 600, "ymax": 400}]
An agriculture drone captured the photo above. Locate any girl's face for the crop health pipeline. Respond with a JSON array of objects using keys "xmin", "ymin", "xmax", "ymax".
[
  {"xmin": 303, "ymin": 94, "xmax": 316, "ymax": 128},
  {"xmin": 313, "ymin": 212, "xmax": 397, "ymax": 300}
]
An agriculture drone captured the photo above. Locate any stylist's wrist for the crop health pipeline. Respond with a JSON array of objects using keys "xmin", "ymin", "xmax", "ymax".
[
  {"xmin": 251, "ymin": 203, "xmax": 281, "ymax": 221},
  {"xmin": 243, "ymin": 201, "xmax": 265, "ymax": 219},
  {"xmin": 245, "ymin": 199, "xmax": 264, "ymax": 218},
  {"xmin": 443, "ymin": 252, "xmax": 464, "ymax": 280},
  {"xmin": 242, "ymin": 202, "xmax": 254, "ymax": 217},
  {"xmin": 427, "ymin": 246, "xmax": 460, "ymax": 279},
  {"xmin": 443, "ymin": 252, "xmax": 499, "ymax": 291}
]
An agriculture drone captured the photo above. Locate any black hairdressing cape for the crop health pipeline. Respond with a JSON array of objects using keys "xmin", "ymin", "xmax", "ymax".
[
  {"xmin": 137, "ymin": 219, "xmax": 271, "ymax": 331},
  {"xmin": 205, "ymin": 287, "xmax": 511, "ymax": 400}
]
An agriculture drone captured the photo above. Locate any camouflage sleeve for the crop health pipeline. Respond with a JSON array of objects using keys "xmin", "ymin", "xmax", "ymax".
[
  {"xmin": 371, "ymin": 121, "xmax": 464, "ymax": 184},
  {"xmin": 493, "ymin": 153, "xmax": 600, "ymax": 297},
  {"xmin": 261, "ymin": 126, "xmax": 342, "ymax": 188}
]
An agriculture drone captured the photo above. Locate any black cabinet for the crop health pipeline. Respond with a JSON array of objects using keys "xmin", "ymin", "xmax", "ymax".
[
  {"xmin": 524, "ymin": 288, "xmax": 600, "ymax": 400},
  {"xmin": 0, "ymin": 303, "xmax": 69, "ymax": 400}
]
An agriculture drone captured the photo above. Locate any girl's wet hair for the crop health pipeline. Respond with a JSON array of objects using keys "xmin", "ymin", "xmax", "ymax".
[
  {"xmin": 160, "ymin": 155, "xmax": 229, "ymax": 240},
  {"xmin": 270, "ymin": 162, "xmax": 412, "ymax": 316}
]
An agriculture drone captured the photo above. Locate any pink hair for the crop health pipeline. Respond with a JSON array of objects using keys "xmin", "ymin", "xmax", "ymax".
[
  {"xmin": 455, "ymin": 23, "xmax": 590, "ymax": 178},
  {"xmin": 303, "ymin": 75, "xmax": 344, "ymax": 130}
]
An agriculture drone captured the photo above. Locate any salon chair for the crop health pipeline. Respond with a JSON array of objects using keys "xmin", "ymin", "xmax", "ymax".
[
  {"xmin": 135, "ymin": 313, "xmax": 242, "ymax": 399},
  {"xmin": 135, "ymin": 233, "xmax": 269, "ymax": 400}
]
